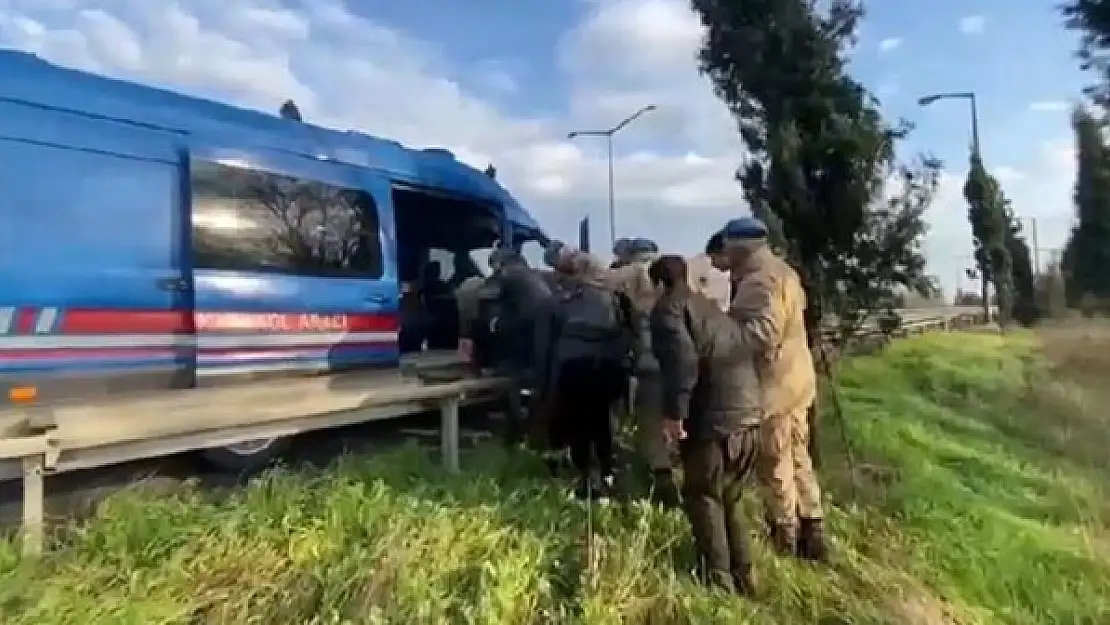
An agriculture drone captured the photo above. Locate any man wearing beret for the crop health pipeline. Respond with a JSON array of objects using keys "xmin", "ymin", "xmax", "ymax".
[
  {"xmin": 722, "ymin": 217, "xmax": 828, "ymax": 562},
  {"xmin": 610, "ymin": 238, "xmax": 633, "ymax": 270}
]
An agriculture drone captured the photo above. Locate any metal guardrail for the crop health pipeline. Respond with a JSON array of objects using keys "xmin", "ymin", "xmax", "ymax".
[{"xmin": 0, "ymin": 306, "xmax": 986, "ymax": 555}]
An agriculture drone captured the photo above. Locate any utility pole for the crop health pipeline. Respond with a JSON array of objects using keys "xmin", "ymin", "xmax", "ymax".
[
  {"xmin": 567, "ymin": 104, "xmax": 657, "ymax": 249},
  {"xmin": 919, "ymin": 91, "xmax": 990, "ymax": 321}
]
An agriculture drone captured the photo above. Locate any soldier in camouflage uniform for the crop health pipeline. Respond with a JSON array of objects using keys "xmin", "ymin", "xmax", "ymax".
[
  {"xmin": 723, "ymin": 217, "xmax": 828, "ymax": 562},
  {"xmin": 605, "ymin": 238, "xmax": 680, "ymax": 505}
]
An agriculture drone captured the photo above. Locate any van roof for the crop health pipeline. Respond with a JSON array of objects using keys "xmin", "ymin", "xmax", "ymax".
[{"xmin": 0, "ymin": 49, "xmax": 545, "ymax": 239}]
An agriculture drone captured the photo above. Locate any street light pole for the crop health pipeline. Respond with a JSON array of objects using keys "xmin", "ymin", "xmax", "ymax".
[
  {"xmin": 606, "ymin": 134, "xmax": 615, "ymax": 247},
  {"xmin": 919, "ymin": 91, "xmax": 990, "ymax": 319},
  {"xmin": 567, "ymin": 104, "xmax": 657, "ymax": 249}
]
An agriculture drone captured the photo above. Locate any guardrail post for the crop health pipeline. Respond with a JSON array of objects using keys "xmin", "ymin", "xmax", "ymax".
[
  {"xmin": 22, "ymin": 454, "xmax": 45, "ymax": 556},
  {"xmin": 440, "ymin": 396, "xmax": 460, "ymax": 473}
]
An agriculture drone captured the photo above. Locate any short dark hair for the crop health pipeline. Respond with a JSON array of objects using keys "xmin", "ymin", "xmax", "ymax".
[
  {"xmin": 648, "ymin": 255, "xmax": 688, "ymax": 289},
  {"xmin": 705, "ymin": 231, "xmax": 725, "ymax": 255}
]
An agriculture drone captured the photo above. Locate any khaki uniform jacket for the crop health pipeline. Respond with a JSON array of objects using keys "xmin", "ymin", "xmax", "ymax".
[
  {"xmin": 604, "ymin": 261, "xmax": 658, "ymax": 373},
  {"xmin": 729, "ymin": 246, "xmax": 816, "ymax": 415}
]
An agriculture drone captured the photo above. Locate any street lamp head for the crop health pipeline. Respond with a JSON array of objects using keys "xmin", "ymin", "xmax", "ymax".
[
  {"xmin": 918, "ymin": 95, "xmax": 941, "ymax": 106},
  {"xmin": 644, "ymin": 104, "xmax": 657, "ymax": 112},
  {"xmin": 566, "ymin": 131, "xmax": 579, "ymax": 139}
]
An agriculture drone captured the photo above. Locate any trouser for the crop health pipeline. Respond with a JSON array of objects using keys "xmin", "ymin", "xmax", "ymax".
[
  {"xmin": 681, "ymin": 427, "xmax": 760, "ymax": 592},
  {"xmin": 500, "ymin": 374, "xmax": 525, "ymax": 446},
  {"xmin": 633, "ymin": 371, "xmax": 672, "ymax": 471},
  {"xmin": 555, "ymin": 357, "xmax": 625, "ymax": 478},
  {"xmin": 758, "ymin": 404, "xmax": 824, "ymax": 530}
]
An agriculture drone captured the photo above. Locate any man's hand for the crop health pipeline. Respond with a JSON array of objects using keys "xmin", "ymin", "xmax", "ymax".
[{"xmin": 662, "ymin": 418, "xmax": 687, "ymax": 442}]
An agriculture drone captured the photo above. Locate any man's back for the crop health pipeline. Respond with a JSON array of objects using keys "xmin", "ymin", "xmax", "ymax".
[
  {"xmin": 730, "ymin": 247, "xmax": 815, "ymax": 414},
  {"xmin": 651, "ymin": 288, "xmax": 761, "ymax": 437}
]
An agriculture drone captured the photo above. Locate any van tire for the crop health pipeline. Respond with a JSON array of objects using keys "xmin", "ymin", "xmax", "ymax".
[{"xmin": 199, "ymin": 436, "xmax": 290, "ymax": 473}]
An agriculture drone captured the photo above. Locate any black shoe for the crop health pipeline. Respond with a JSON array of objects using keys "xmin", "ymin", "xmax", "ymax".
[{"xmin": 732, "ymin": 567, "xmax": 758, "ymax": 598}]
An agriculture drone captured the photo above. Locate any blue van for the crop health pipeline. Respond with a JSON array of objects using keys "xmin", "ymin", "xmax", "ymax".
[{"xmin": 0, "ymin": 51, "xmax": 549, "ymax": 468}]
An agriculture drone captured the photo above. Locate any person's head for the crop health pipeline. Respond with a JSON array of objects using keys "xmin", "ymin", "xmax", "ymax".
[
  {"xmin": 612, "ymin": 238, "xmax": 633, "ymax": 265},
  {"xmin": 543, "ymin": 240, "xmax": 574, "ymax": 272},
  {"xmin": 704, "ymin": 230, "xmax": 728, "ymax": 272},
  {"xmin": 489, "ymin": 248, "xmax": 525, "ymax": 274},
  {"xmin": 720, "ymin": 217, "xmax": 769, "ymax": 270},
  {"xmin": 648, "ymin": 255, "xmax": 689, "ymax": 292},
  {"xmin": 568, "ymin": 250, "xmax": 606, "ymax": 285},
  {"xmin": 628, "ymin": 238, "xmax": 659, "ymax": 265}
]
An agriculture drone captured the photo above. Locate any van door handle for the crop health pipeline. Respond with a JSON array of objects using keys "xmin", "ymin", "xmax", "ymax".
[
  {"xmin": 365, "ymin": 294, "xmax": 389, "ymax": 304},
  {"xmin": 157, "ymin": 277, "xmax": 190, "ymax": 292}
]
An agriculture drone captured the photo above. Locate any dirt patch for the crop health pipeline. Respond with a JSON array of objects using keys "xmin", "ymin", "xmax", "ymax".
[{"xmin": 885, "ymin": 586, "xmax": 964, "ymax": 625}]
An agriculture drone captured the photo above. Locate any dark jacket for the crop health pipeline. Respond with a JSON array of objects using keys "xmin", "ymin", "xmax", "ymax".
[
  {"xmin": 650, "ymin": 286, "xmax": 761, "ymax": 439},
  {"xmin": 535, "ymin": 277, "xmax": 634, "ymax": 397},
  {"xmin": 473, "ymin": 261, "xmax": 553, "ymax": 374}
]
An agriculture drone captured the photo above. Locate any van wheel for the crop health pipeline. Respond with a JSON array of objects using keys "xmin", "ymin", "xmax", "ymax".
[{"xmin": 199, "ymin": 437, "xmax": 290, "ymax": 473}]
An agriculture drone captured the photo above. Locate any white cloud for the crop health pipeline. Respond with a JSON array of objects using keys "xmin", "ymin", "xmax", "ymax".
[
  {"xmin": 0, "ymin": 0, "xmax": 1074, "ymax": 294},
  {"xmin": 0, "ymin": 0, "xmax": 748, "ymax": 257},
  {"xmin": 1029, "ymin": 100, "xmax": 1070, "ymax": 113},
  {"xmin": 878, "ymin": 37, "xmax": 902, "ymax": 52},
  {"xmin": 959, "ymin": 14, "xmax": 986, "ymax": 35}
]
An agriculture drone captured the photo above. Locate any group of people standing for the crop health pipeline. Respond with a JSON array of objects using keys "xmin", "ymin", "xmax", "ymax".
[{"xmin": 458, "ymin": 216, "xmax": 828, "ymax": 597}]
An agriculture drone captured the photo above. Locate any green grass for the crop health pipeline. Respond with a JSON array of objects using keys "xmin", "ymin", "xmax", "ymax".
[{"xmin": 2, "ymin": 330, "xmax": 1108, "ymax": 624}]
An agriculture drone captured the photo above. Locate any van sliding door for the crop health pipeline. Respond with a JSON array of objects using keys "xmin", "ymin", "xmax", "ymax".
[{"xmin": 185, "ymin": 146, "xmax": 400, "ymax": 382}]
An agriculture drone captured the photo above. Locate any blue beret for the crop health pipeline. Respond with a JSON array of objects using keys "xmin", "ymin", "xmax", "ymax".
[
  {"xmin": 630, "ymin": 238, "xmax": 658, "ymax": 253},
  {"xmin": 722, "ymin": 217, "xmax": 768, "ymax": 239},
  {"xmin": 612, "ymin": 238, "xmax": 632, "ymax": 255}
]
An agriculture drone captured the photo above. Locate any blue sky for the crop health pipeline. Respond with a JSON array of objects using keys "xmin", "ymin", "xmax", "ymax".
[{"xmin": 0, "ymin": 0, "xmax": 1088, "ymax": 297}]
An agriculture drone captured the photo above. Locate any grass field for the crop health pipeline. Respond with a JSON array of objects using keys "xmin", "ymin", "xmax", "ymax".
[{"xmin": 1, "ymin": 327, "xmax": 1109, "ymax": 624}]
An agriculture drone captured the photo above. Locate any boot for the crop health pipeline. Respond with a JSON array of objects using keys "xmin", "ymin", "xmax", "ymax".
[
  {"xmin": 732, "ymin": 566, "xmax": 759, "ymax": 598},
  {"xmin": 651, "ymin": 469, "xmax": 682, "ymax": 508},
  {"xmin": 797, "ymin": 518, "xmax": 829, "ymax": 563},
  {"xmin": 769, "ymin": 523, "xmax": 797, "ymax": 557}
]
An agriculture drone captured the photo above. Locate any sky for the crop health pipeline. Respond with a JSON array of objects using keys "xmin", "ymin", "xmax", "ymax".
[{"xmin": 0, "ymin": 0, "xmax": 1089, "ymax": 297}]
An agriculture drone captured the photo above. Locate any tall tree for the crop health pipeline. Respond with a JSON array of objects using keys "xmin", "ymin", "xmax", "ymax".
[
  {"xmin": 963, "ymin": 156, "xmax": 1014, "ymax": 326},
  {"xmin": 1064, "ymin": 0, "xmax": 1110, "ymax": 107},
  {"xmin": 1006, "ymin": 219, "xmax": 1038, "ymax": 325},
  {"xmin": 1063, "ymin": 106, "xmax": 1110, "ymax": 307},
  {"xmin": 691, "ymin": 0, "xmax": 937, "ymax": 342}
]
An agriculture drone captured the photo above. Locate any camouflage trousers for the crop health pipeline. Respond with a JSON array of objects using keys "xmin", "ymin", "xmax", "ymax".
[{"xmin": 758, "ymin": 404, "xmax": 824, "ymax": 527}]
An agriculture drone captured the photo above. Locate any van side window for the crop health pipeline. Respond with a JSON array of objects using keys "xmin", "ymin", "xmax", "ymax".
[{"xmin": 190, "ymin": 159, "xmax": 384, "ymax": 279}]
